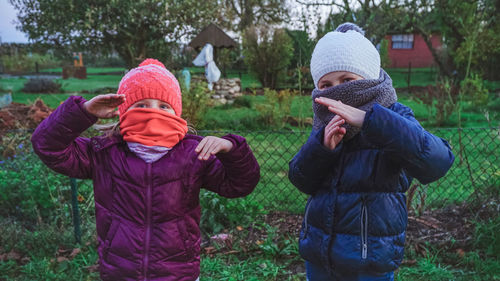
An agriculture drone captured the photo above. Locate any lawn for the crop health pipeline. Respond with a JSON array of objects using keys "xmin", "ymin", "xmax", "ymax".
[{"xmin": 40, "ymin": 67, "xmax": 126, "ymax": 74}]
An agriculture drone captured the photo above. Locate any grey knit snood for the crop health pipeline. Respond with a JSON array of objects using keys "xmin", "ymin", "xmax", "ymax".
[{"xmin": 312, "ymin": 69, "xmax": 397, "ymax": 140}]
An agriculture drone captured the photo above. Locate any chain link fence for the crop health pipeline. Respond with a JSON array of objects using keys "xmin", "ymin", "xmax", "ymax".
[{"xmin": 0, "ymin": 128, "xmax": 499, "ymax": 240}]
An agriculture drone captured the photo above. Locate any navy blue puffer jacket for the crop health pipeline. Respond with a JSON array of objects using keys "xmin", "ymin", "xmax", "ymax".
[{"xmin": 289, "ymin": 102, "xmax": 454, "ymax": 275}]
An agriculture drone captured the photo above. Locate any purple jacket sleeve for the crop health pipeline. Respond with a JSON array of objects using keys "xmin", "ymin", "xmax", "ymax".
[
  {"xmin": 31, "ymin": 96, "xmax": 97, "ymax": 179},
  {"xmin": 201, "ymin": 134, "xmax": 260, "ymax": 198}
]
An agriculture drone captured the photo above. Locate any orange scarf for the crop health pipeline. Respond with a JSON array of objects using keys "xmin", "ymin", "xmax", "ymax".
[{"xmin": 119, "ymin": 108, "xmax": 188, "ymax": 148}]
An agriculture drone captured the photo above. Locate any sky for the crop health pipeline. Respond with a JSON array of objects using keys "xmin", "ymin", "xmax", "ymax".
[{"xmin": 0, "ymin": 0, "xmax": 29, "ymax": 43}]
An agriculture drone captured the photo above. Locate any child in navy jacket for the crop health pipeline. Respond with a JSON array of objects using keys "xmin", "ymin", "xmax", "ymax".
[{"xmin": 288, "ymin": 23, "xmax": 454, "ymax": 281}]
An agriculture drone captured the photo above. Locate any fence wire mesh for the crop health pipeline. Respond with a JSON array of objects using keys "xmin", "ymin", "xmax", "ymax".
[{"xmin": 0, "ymin": 128, "xmax": 498, "ymax": 236}]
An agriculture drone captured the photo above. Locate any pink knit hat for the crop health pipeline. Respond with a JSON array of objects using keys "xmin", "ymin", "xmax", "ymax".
[{"xmin": 117, "ymin": 59, "xmax": 182, "ymax": 117}]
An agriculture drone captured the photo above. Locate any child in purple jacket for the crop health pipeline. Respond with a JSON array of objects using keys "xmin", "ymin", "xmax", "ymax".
[{"xmin": 31, "ymin": 59, "xmax": 260, "ymax": 281}]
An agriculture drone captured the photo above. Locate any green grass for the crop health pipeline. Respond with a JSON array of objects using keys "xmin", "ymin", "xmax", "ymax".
[
  {"xmin": 0, "ymin": 75, "xmax": 122, "ymax": 108},
  {"xmin": 386, "ymin": 67, "xmax": 439, "ymax": 88},
  {"xmin": 40, "ymin": 67, "xmax": 126, "ymax": 74}
]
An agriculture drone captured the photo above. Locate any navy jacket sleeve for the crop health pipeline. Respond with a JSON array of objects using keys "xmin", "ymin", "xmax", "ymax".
[
  {"xmin": 288, "ymin": 128, "xmax": 343, "ymax": 195},
  {"xmin": 361, "ymin": 103, "xmax": 454, "ymax": 184}
]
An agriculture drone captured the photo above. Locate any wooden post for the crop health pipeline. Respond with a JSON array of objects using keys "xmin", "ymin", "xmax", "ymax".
[
  {"xmin": 78, "ymin": 52, "xmax": 83, "ymax": 67},
  {"xmin": 70, "ymin": 178, "xmax": 81, "ymax": 244}
]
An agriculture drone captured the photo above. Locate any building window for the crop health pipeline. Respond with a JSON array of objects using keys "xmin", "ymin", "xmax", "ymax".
[{"xmin": 391, "ymin": 34, "xmax": 414, "ymax": 49}]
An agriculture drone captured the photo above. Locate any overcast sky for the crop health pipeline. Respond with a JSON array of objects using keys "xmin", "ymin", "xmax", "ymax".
[{"xmin": 0, "ymin": 0, "xmax": 29, "ymax": 43}]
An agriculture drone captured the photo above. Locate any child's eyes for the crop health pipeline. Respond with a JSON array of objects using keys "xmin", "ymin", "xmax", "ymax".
[
  {"xmin": 319, "ymin": 83, "xmax": 332, "ymax": 90},
  {"xmin": 343, "ymin": 78, "xmax": 354, "ymax": 83},
  {"xmin": 136, "ymin": 104, "xmax": 146, "ymax": 108},
  {"xmin": 160, "ymin": 104, "xmax": 172, "ymax": 110}
]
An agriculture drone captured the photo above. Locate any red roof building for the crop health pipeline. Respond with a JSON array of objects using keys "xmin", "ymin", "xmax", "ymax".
[{"xmin": 385, "ymin": 33, "xmax": 442, "ymax": 68}]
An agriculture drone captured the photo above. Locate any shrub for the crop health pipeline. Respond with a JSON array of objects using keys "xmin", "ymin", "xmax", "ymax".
[
  {"xmin": 243, "ymin": 26, "xmax": 294, "ymax": 89},
  {"xmin": 231, "ymin": 95, "xmax": 252, "ymax": 108},
  {"xmin": 180, "ymin": 79, "xmax": 211, "ymax": 128},
  {"xmin": 199, "ymin": 189, "xmax": 264, "ymax": 235},
  {"xmin": 0, "ymin": 53, "xmax": 60, "ymax": 73},
  {"xmin": 22, "ymin": 78, "xmax": 62, "ymax": 93},
  {"xmin": 412, "ymin": 77, "xmax": 460, "ymax": 126},
  {"xmin": 379, "ymin": 39, "xmax": 392, "ymax": 69},
  {"xmin": 460, "ymin": 74, "xmax": 489, "ymax": 107},
  {"xmin": 256, "ymin": 88, "xmax": 298, "ymax": 128}
]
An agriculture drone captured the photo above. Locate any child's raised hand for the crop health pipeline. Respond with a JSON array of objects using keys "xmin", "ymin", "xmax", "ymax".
[
  {"xmin": 315, "ymin": 97, "xmax": 366, "ymax": 127},
  {"xmin": 83, "ymin": 94, "xmax": 125, "ymax": 118},
  {"xmin": 195, "ymin": 136, "xmax": 233, "ymax": 161},
  {"xmin": 324, "ymin": 115, "xmax": 346, "ymax": 150}
]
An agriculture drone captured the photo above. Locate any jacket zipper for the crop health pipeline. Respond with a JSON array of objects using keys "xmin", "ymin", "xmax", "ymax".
[
  {"xmin": 360, "ymin": 196, "xmax": 368, "ymax": 259},
  {"xmin": 143, "ymin": 163, "xmax": 152, "ymax": 280}
]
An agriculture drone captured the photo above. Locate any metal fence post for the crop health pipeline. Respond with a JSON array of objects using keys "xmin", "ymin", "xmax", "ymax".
[{"xmin": 70, "ymin": 178, "xmax": 82, "ymax": 244}]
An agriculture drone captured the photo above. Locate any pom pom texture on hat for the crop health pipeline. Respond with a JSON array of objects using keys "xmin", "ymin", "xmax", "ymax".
[
  {"xmin": 117, "ymin": 58, "xmax": 182, "ymax": 116},
  {"xmin": 310, "ymin": 22, "xmax": 381, "ymax": 88}
]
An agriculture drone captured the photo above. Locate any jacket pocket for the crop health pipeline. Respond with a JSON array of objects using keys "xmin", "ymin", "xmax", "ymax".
[
  {"xmin": 360, "ymin": 196, "xmax": 368, "ymax": 259},
  {"xmin": 104, "ymin": 219, "xmax": 120, "ymax": 259},
  {"xmin": 300, "ymin": 197, "xmax": 313, "ymax": 240},
  {"xmin": 176, "ymin": 220, "xmax": 193, "ymax": 260}
]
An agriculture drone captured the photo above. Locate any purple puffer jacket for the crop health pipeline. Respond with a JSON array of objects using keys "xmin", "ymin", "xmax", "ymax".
[{"xmin": 31, "ymin": 96, "xmax": 260, "ymax": 281}]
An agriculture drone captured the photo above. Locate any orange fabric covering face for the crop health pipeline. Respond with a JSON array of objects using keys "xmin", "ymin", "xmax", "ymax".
[{"xmin": 119, "ymin": 108, "xmax": 188, "ymax": 148}]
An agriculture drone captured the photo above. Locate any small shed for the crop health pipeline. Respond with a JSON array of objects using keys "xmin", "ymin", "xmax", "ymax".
[
  {"xmin": 189, "ymin": 23, "xmax": 237, "ymax": 50},
  {"xmin": 189, "ymin": 23, "xmax": 238, "ymax": 77},
  {"xmin": 385, "ymin": 32, "xmax": 442, "ymax": 68}
]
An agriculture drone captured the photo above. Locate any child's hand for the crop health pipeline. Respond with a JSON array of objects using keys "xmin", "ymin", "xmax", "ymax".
[
  {"xmin": 315, "ymin": 97, "xmax": 366, "ymax": 127},
  {"xmin": 324, "ymin": 115, "xmax": 346, "ymax": 150},
  {"xmin": 195, "ymin": 136, "xmax": 233, "ymax": 160},
  {"xmin": 83, "ymin": 94, "xmax": 125, "ymax": 118}
]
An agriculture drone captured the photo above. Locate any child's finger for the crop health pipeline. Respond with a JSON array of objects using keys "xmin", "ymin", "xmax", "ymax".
[
  {"xmin": 195, "ymin": 138, "xmax": 208, "ymax": 153},
  {"xmin": 325, "ymin": 126, "xmax": 336, "ymax": 141},
  {"xmin": 199, "ymin": 138, "xmax": 216, "ymax": 160},
  {"xmin": 202, "ymin": 140, "xmax": 218, "ymax": 160},
  {"xmin": 328, "ymin": 106, "xmax": 349, "ymax": 120},
  {"xmin": 210, "ymin": 143, "xmax": 221, "ymax": 155},
  {"xmin": 315, "ymin": 97, "xmax": 336, "ymax": 107}
]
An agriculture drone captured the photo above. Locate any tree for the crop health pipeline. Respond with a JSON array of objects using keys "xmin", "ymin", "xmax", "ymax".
[
  {"xmin": 219, "ymin": 0, "xmax": 289, "ymax": 33},
  {"xmin": 298, "ymin": 0, "xmax": 400, "ymax": 45},
  {"xmin": 392, "ymin": 0, "xmax": 500, "ymax": 80},
  {"xmin": 298, "ymin": 0, "xmax": 500, "ymax": 80},
  {"xmin": 10, "ymin": 0, "xmax": 220, "ymax": 68},
  {"xmin": 243, "ymin": 26, "xmax": 294, "ymax": 89}
]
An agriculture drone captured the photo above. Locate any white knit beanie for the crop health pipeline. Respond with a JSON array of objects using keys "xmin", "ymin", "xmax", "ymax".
[{"xmin": 310, "ymin": 22, "xmax": 381, "ymax": 88}]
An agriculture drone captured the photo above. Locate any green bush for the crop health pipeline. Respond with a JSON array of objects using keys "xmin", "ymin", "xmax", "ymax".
[
  {"xmin": 380, "ymin": 39, "xmax": 392, "ymax": 69},
  {"xmin": 0, "ymin": 53, "xmax": 60, "ymax": 73},
  {"xmin": 0, "ymin": 143, "xmax": 69, "ymax": 223},
  {"xmin": 243, "ymin": 26, "xmax": 294, "ymax": 89},
  {"xmin": 22, "ymin": 78, "xmax": 62, "ymax": 93},
  {"xmin": 460, "ymin": 74, "xmax": 489, "ymax": 107},
  {"xmin": 199, "ymin": 189, "xmax": 265, "ymax": 235},
  {"xmin": 256, "ymin": 89, "xmax": 298, "ymax": 128},
  {"xmin": 231, "ymin": 95, "xmax": 253, "ymax": 108},
  {"xmin": 180, "ymin": 79, "xmax": 211, "ymax": 128}
]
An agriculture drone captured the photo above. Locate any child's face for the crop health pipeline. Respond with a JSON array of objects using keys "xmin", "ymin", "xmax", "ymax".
[
  {"xmin": 318, "ymin": 71, "xmax": 364, "ymax": 90},
  {"xmin": 129, "ymin": 99, "xmax": 175, "ymax": 115}
]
